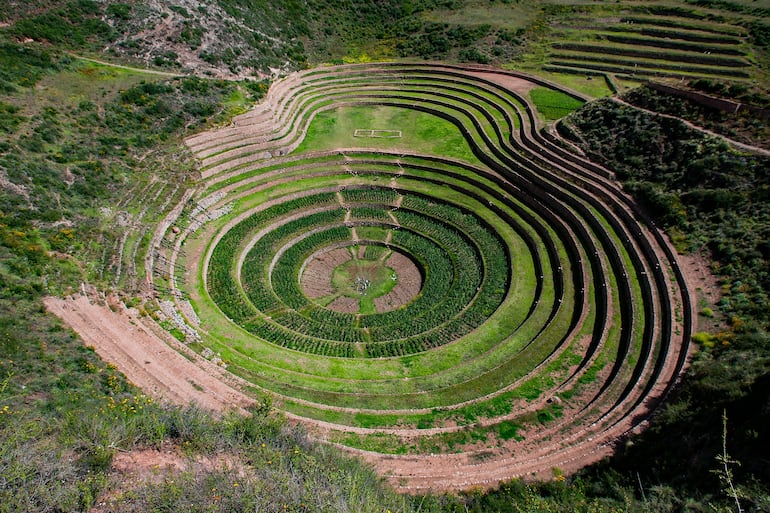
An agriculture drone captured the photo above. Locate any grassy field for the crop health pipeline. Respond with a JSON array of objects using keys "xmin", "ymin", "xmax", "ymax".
[
  {"xmin": 528, "ymin": 87, "xmax": 585, "ymax": 120},
  {"xmin": 20, "ymin": 59, "xmax": 162, "ymax": 111},
  {"xmin": 294, "ymin": 105, "xmax": 477, "ymax": 162}
]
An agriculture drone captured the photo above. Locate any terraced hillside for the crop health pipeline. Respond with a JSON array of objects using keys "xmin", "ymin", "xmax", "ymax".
[
  {"xmin": 542, "ymin": 2, "xmax": 763, "ymax": 84},
  {"xmin": 104, "ymin": 63, "xmax": 694, "ymax": 491}
]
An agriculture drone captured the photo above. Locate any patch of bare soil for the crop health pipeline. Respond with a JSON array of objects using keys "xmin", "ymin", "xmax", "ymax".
[
  {"xmin": 467, "ymin": 71, "xmax": 537, "ymax": 95},
  {"xmin": 91, "ymin": 442, "xmax": 247, "ymax": 512},
  {"xmin": 300, "ymin": 248, "xmax": 351, "ymax": 298},
  {"xmin": 44, "ymin": 294, "xmax": 254, "ymax": 414},
  {"xmin": 327, "ymin": 295, "xmax": 359, "ymax": 313},
  {"xmin": 374, "ymin": 251, "xmax": 422, "ymax": 312},
  {"xmin": 112, "ymin": 445, "xmax": 188, "ymax": 480}
]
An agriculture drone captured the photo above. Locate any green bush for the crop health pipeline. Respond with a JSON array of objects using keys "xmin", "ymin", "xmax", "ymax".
[
  {"xmin": 498, "ymin": 420, "xmax": 524, "ymax": 441},
  {"xmin": 0, "ymin": 40, "xmax": 57, "ymax": 89},
  {"xmin": 0, "ymin": 102, "xmax": 24, "ymax": 133},
  {"xmin": 105, "ymin": 3, "xmax": 131, "ymax": 20},
  {"xmin": 10, "ymin": 0, "xmax": 115, "ymax": 47},
  {"xmin": 749, "ymin": 20, "xmax": 770, "ymax": 47}
]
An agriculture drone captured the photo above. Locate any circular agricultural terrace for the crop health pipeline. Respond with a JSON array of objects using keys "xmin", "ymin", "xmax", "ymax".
[{"xmin": 153, "ymin": 63, "xmax": 693, "ymax": 491}]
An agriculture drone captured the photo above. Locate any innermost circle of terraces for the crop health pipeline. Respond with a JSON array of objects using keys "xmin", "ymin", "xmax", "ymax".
[{"xmin": 301, "ymin": 245, "xmax": 423, "ymax": 314}]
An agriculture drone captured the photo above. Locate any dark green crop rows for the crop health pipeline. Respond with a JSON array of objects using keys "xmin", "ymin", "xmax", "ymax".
[
  {"xmin": 542, "ymin": 4, "xmax": 761, "ymax": 82},
  {"xmin": 206, "ymin": 184, "xmax": 509, "ymax": 356}
]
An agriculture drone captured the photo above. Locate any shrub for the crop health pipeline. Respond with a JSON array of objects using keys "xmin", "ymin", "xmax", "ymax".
[
  {"xmin": 498, "ymin": 421, "xmax": 524, "ymax": 441},
  {"xmin": 748, "ymin": 20, "xmax": 770, "ymax": 47},
  {"xmin": 0, "ymin": 102, "xmax": 25, "ymax": 133}
]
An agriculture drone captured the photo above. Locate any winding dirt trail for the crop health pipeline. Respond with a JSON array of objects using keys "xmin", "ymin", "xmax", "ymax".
[
  {"xmin": 612, "ymin": 97, "xmax": 770, "ymax": 157},
  {"xmin": 65, "ymin": 52, "xmax": 184, "ymax": 77}
]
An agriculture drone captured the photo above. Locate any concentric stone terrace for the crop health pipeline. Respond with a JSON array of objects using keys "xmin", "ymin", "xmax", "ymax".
[
  {"xmin": 208, "ymin": 185, "xmax": 510, "ymax": 357},
  {"xmin": 151, "ymin": 63, "xmax": 693, "ymax": 491}
]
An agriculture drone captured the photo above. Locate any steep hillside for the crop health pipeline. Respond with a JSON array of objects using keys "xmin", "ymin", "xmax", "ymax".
[{"xmin": 562, "ymin": 96, "xmax": 770, "ymax": 505}]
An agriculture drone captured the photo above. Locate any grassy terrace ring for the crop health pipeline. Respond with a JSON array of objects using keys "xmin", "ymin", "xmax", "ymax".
[{"xmin": 156, "ymin": 63, "xmax": 693, "ymax": 491}]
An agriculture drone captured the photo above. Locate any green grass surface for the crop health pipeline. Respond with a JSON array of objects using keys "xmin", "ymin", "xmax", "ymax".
[
  {"xmin": 529, "ymin": 87, "xmax": 585, "ymax": 120},
  {"xmin": 520, "ymin": 68, "xmax": 615, "ymax": 97},
  {"xmin": 294, "ymin": 105, "xmax": 477, "ymax": 162}
]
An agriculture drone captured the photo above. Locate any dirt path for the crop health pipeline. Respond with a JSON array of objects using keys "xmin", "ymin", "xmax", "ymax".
[
  {"xmin": 66, "ymin": 52, "xmax": 184, "ymax": 77},
  {"xmin": 613, "ymin": 97, "xmax": 770, "ymax": 157},
  {"xmin": 44, "ymin": 294, "xmax": 254, "ymax": 415}
]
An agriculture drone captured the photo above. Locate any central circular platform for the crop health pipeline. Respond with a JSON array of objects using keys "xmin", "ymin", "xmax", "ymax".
[
  {"xmin": 301, "ymin": 245, "xmax": 423, "ymax": 314},
  {"xmin": 331, "ymin": 251, "xmax": 397, "ymax": 299}
]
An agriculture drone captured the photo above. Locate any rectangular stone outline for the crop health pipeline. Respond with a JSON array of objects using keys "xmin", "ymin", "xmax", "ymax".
[{"xmin": 353, "ymin": 129, "xmax": 402, "ymax": 138}]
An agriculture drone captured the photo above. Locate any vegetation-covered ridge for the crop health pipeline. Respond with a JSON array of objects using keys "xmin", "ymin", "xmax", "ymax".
[
  {"xmin": 621, "ymin": 79, "xmax": 770, "ymax": 151},
  {"xmin": 0, "ymin": 0, "xmax": 535, "ymax": 78},
  {"xmin": 562, "ymin": 96, "xmax": 770, "ymax": 508},
  {"xmin": 4, "ymin": 0, "xmax": 768, "ymax": 89}
]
